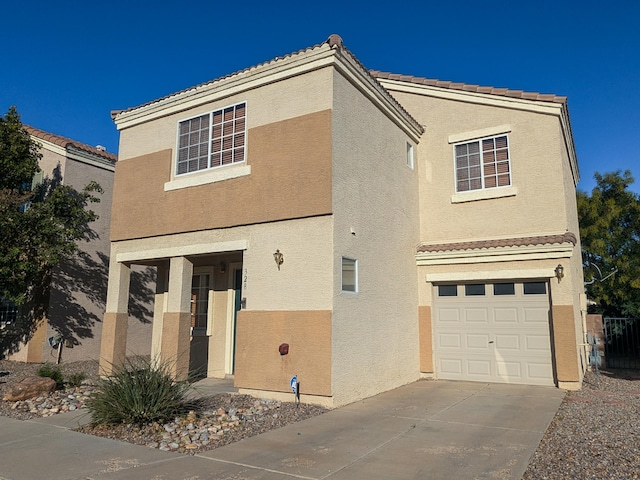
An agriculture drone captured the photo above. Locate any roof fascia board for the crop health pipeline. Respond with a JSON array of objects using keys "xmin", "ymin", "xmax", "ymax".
[
  {"xmin": 332, "ymin": 50, "xmax": 423, "ymax": 142},
  {"xmin": 380, "ymin": 78, "xmax": 579, "ymax": 185},
  {"xmin": 114, "ymin": 46, "xmax": 340, "ymax": 130}
]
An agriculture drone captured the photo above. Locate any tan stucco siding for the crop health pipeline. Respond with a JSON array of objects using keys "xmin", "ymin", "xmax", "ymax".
[
  {"xmin": 551, "ymin": 304, "xmax": 580, "ymax": 382},
  {"xmin": 110, "ymin": 110, "xmax": 332, "ymax": 241},
  {"xmin": 234, "ymin": 310, "xmax": 331, "ymax": 396},
  {"xmin": 390, "ymin": 92, "xmax": 571, "ymax": 243},
  {"xmin": 331, "ymin": 71, "xmax": 421, "ymax": 405},
  {"xmin": 418, "ymin": 306, "xmax": 433, "ymax": 372}
]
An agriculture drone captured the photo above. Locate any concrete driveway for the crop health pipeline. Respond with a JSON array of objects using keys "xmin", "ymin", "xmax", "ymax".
[{"xmin": 0, "ymin": 379, "xmax": 564, "ymax": 480}]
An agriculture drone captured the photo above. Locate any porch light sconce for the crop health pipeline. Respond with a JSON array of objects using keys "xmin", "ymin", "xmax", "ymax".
[
  {"xmin": 273, "ymin": 249, "xmax": 284, "ymax": 270},
  {"xmin": 555, "ymin": 264, "xmax": 565, "ymax": 281},
  {"xmin": 219, "ymin": 261, "xmax": 226, "ymax": 274}
]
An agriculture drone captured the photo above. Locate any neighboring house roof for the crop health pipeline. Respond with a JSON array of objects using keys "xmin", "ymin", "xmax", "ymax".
[
  {"xmin": 370, "ymin": 71, "xmax": 567, "ymax": 104},
  {"xmin": 24, "ymin": 125, "xmax": 117, "ymax": 163},
  {"xmin": 417, "ymin": 232, "xmax": 578, "ymax": 253}
]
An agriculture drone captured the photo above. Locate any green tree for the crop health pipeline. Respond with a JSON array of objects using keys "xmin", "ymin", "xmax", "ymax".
[
  {"xmin": 577, "ymin": 170, "xmax": 640, "ymax": 317},
  {"xmin": 0, "ymin": 106, "xmax": 102, "ymax": 357}
]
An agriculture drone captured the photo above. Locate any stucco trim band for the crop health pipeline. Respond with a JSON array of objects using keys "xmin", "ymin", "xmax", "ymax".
[
  {"xmin": 426, "ymin": 269, "xmax": 554, "ymax": 283},
  {"xmin": 418, "ymin": 306, "xmax": 433, "ymax": 373},
  {"xmin": 417, "ymin": 244, "xmax": 574, "ymax": 266},
  {"xmin": 116, "ymin": 240, "xmax": 248, "ymax": 263},
  {"xmin": 448, "ymin": 124, "xmax": 512, "ymax": 144}
]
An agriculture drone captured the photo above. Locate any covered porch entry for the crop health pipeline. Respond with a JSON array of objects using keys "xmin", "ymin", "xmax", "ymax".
[{"xmin": 99, "ymin": 250, "xmax": 244, "ymax": 380}]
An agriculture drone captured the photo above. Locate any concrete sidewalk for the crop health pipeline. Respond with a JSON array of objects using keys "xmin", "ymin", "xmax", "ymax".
[{"xmin": 0, "ymin": 380, "xmax": 564, "ymax": 480}]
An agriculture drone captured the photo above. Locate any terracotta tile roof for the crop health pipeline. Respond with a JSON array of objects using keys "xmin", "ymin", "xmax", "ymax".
[
  {"xmin": 24, "ymin": 125, "xmax": 117, "ymax": 163},
  {"xmin": 112, "ymin": 40, "xmax": 330, "ymax": 118},
  {"xmin": 370, "ymin": 71, "xmax": 567, "ymax": 105},
  {"xmin": 417, "ymin": 232, "xmax": 578, "ymax": 253},
  {"xmin": 112, "ymin": 35, "xmax": 423, "ymax": 135}
]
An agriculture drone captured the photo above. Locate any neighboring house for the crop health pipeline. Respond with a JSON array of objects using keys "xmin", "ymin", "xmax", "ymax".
[
  {"xmin": 100, "ymin": 34, "xmax": 586, "ymax": 407},
  {"xmin": 8, "ymin": 127, "xmax": 154, "ymax": 364}
]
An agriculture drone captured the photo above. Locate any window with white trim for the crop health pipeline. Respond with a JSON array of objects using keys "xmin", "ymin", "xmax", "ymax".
[
  {"xmin": 341, "ymin": 257, "xmax": 358, "ymax": 293},
  {"xmin": 454, "ymin": 135, "xmax": 510, "ymax": 192},
  {"xmin": 176, "ymin": 102, "xmax": 246, "ymax": 175},
  {"xmin": 406, "ymin": 142, "xmax": 414, "ymax": 170}
]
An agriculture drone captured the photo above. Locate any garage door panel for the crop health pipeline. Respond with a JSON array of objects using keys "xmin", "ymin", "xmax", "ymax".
[
  {"xmin": 434, "ymin": 281, "xmax": 553, "ymax": 386},
  {"xmin": 467, "ymin": 359, "xmax": 492, "ymax": 376},
  {"xmin": 496, "ymin": 361, "xmax": 522, "ymax": 379},
  {"xmin": 525, "ymin": 335, "xmax": 551, "ymax": 351},
  {"xmin": 527, "ymin": 363, "xmax": 554, "ymax": 382},
  {"xmin": 495, "ymin": 334, "xmax": 520, "ymax": 350},
  {"xmin": 438, "ymin": 308, "xmax": 461, "ymax": 323},
  {"xmin": 465, "ymin": 308, "xmax": 489, "ymax": 323},
  {"xmin": 523, "ymin": 307, "xmax": 549, "ymax": 323},
  {"xmin": 439, "ymin": 358, "xmax": 463, "ymax": 375},
  {"xmin": 494, "ymin": 308, "xmax": 518, "ymax": 323},
  {"xmin": 467, "ymin": 334, "xmax": 491, "ymax": 349},
  {"xmin": 438, "ymin": 333, "xmax": 461, "ymax": 348}
]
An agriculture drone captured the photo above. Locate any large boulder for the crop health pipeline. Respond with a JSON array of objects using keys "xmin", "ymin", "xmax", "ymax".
[{"xmin": 2, "ymin": 376, "xmax": 56, "ymax": 401}]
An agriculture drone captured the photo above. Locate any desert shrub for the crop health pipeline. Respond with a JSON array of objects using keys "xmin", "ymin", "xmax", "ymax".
[
  {"xmin": 86, "ymin": 357, "xmax": 197, "ymax": 426},
  {"xmin": 65, "ymin": 372, "xmax": 86, "ymax": 388},
  {"xmin": 37, "ymin": 363, "xmax": 64, "ymax": 389}
]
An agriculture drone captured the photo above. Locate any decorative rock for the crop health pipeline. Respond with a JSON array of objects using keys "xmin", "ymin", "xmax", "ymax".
[{"xmin": 3, "ymin": 376, "xmax": 56, "ymax": 401}]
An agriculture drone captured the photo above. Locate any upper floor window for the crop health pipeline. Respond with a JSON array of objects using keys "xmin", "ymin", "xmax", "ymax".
[
  {"xmin": 406, "ymin": 142, "xmax": 414, "ymax": 170},
  {"xmin": 176, "ymin": 102, "xmax": 246, "ymax": 175},
  {"xmin": 454, "ymin": 135, "xmax": 510, "ymax": 193}
]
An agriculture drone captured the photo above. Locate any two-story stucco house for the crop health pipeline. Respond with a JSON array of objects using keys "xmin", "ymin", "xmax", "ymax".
[
  {"xmin": 7, "ymin": 127, "xmax": 154, "ymax": 364},
  {"xmin": 100, "ymin": 34, "xmax": 586, "ymax": 407}
]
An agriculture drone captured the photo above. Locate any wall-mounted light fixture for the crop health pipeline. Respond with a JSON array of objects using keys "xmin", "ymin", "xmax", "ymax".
[
  {"xmin": 555, "ymin": 264, "xmax": 565, "ymax": 281},
  {"xmin": 273, "ymin": 249, "xmax": 284, "ymax": 270},
  {"xmin": 219, "ymin": 261, "xmax": 226, "ymax": 274}
]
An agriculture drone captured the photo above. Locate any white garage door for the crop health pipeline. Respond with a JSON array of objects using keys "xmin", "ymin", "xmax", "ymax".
[{"xmin": 433, "ymin": 281, "xmax": 554, "ymax": 386}]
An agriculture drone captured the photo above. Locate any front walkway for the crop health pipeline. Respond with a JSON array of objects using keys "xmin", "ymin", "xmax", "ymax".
[{"xmin": 0, "ymin": 379, "xmax": 564, "ymax": 479}]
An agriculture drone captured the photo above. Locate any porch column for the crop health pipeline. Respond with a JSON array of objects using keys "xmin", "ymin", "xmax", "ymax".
[
  {"xmin": 99, "ymin": 259, "xmax": 131, "ymax": 376},
  {"xmin": 150, "ymin": 264, "xmax": 168, "ymax": 362},
  {"xmin": 161, "ymin": 256, "xmax": 193, "ymax": 380}
]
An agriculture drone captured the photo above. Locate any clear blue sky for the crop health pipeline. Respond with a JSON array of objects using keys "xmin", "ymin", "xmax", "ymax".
[{"xmin": 1, "ymin": 0, "xmax": 638, "ymax": 193}]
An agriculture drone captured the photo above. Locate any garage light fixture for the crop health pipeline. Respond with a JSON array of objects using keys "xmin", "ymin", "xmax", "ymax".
[{"xmin": 555, "ymin": 264, "xmax": 564, "ymax": 281}]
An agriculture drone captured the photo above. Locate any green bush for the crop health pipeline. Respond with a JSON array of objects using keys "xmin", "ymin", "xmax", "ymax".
[
  {"xmin": 65, "ymin": 372, "xmax": 86, "ymax": 388},
  {"xmin": 37, "ymin": 363, "xmax": 64, "ymax": 389},
  {"xmin": 86, "ymin": 357, "xmax": 197, "ymax": 426}
]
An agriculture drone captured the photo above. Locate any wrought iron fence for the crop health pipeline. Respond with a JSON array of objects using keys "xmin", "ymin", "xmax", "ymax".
[{"xmin": 604, "ymin": 317, "xmax": 640, "ymax": 369}]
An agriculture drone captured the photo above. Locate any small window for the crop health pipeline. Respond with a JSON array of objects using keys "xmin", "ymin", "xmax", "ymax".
[
  {"xmin": 438, "ymin": 285, "xmax": 457, "ymax": 297},
  {"xmin": 341, "ymin": 258, "xmax": 357, "ymax": 293},
  {"xmin": 523, "ymin": 282, "xmax": 547, "ymax": 295},
  {"xmin": 494, "ymin": 283, "xmax": 515, "ymax": 295},
  {"xmin": 406, "ymin": 142, "xmax": 414, "ymax": 170},
  {"xmin": 454, "ymin": 135, "xmax": 510, "ymax": 192},
  {"xmin": 465, "ymin": 284, "xmax": 486, "ymax": 296}
]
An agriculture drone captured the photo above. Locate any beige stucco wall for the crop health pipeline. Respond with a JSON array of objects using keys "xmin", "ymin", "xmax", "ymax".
[
  {"xmin": 117, "ymin": 67, "xmax": 335, "ymax": 162},
  {"xmin": 389, "ymin": 91, "xmax": 573, "ymax": 243},
  {"xmin": 330, "ymin": 71, "xmax": 421, "ymax": 406},
  {"xmin": 111, "ymin": 215, "xmax": 334, "ymax": 312}
]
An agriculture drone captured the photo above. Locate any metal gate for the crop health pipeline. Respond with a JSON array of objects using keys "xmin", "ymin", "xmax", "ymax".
[{"xmin": 604, "ymin": 317, "xmax": 640, "ymax": 369}]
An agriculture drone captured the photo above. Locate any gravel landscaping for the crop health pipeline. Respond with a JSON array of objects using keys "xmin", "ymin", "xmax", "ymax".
[
  {"xmin": 2, "ymin": 359, "xmax": 639, "ymax": 477},
  {"xmin": 0, "ymin": 359, "xmax": 328, "ymax": 455},
  {"xmin": 523, "ymin": 368, "xmax": 640, "ymax": 480}
]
